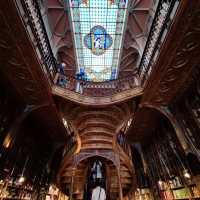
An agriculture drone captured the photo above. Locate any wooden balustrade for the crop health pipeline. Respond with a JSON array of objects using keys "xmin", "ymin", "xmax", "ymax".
[
  {"xmin": 138, "ymin": 0, "xmax": 180, "ymax": 85},
  {"xmin": 20, "ymin": 0, "xmax": 58, "ymax": 82},
  {"xmin": 63, "ymin": 135, "xmax": 77, "ymax": 157},
  {"xmin": 116, "ymin": 132, "xmax": 132, "ymax": 158},
  {"xmin": 55, "ymin": 73, "xmax": 140, "ymax": 97}
]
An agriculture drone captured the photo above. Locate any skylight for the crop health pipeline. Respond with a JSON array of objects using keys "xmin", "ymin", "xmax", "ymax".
[{"xmin": 68, "ymin": 0, "xmax": 128, "ymax": 82}]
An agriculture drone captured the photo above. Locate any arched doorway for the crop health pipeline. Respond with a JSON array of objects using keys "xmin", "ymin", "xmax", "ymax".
[{"xmin": 84, "ymin": 157, "xmax": 107, "ymax": 200}]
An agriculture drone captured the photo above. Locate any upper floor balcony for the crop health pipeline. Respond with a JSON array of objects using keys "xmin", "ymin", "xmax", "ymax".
[{"xmin": 16, "ymin": 0, "xmax": 180, "ymax": 105}]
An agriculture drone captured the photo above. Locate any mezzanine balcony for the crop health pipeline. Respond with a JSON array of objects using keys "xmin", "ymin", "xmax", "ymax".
[{"xmin": 16, "ymin": 0, "xmax": 180, "ymax": 105}]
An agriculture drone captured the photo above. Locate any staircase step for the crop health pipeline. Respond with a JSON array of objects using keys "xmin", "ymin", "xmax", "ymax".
[
  {"xmin": 81, "ymin": 143, "xmax": 113, "ymax": 149},
  {"xmin": 120, "ymin": 171, "xmax": 131, "ymax": 177},
  {"xmin": 120, "ymin": 166, "xmax": 129, "ymax": 171},
  {"xmin": 81, "ymin": 135, "xmax": 113, "ymax": 143}
]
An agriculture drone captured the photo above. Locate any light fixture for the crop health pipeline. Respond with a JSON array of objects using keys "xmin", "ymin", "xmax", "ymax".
[
  {"xmin": 127, "ymin": 118, "xmax": 132, "ymax": 127},
  {"xmin": 158, "ymin": 180, "xmax": 163, "ymax": 186},
  {"xmin": 62, "ymin": 118, "xmax": 67, "ymax": 127},
  {"xmin": 183, "ymin": 169, "xmax": 191, "ymax": 179},
  {"xmin": 8, "ymin": 179, "xmax": 13, "ymax": 184},
  {"xmin": 18, "ymin": 176, "xmax": 26, "ymax": 183},
  {"xmin": 3, "ymin": 134, "xmax": 12, "ymax": 149}
]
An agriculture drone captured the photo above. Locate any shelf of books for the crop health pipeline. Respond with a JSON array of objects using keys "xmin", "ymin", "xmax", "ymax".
[
  {"xmin": 0, "ymin": 180, "xmax": 68, "ymax": 200},
  {"xmin": 158, "ymin": 176, "xmax": 200, "ymax": 200},
  {"xmin": 0, "ymin": 179, "xmax": 33, "ymax": 200},
  {"xmin": 134, "ymin": 188, "xmax": 154, "ymax": 200}
]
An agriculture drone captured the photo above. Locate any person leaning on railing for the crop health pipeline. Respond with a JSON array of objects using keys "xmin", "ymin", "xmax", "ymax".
[
  {"xmin": 75, "ymin": 70, "xmax": 87, "ymax": 94},
  {"xmin": 56, "ymin": 62, "xmax": 67, "ymax": 87}
]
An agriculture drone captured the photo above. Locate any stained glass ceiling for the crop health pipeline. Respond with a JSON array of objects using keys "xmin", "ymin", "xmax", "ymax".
[{"xmin": 68, "ymin": 0, "xmax": 129, "ymax": 81}]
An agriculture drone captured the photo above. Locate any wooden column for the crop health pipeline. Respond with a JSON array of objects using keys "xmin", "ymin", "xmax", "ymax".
[
  {"xmin": 70, "ymin": 166, "xmax": 76, "ymax": 200},
  {"xmin": 117, "ymin": 166, "xmax": 123, "ymax": 200}
]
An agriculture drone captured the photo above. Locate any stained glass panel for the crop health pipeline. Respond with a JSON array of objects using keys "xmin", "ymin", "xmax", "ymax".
[{"xmin": 68, "ymin": 0, "xmax": 128, "ymax": 81}]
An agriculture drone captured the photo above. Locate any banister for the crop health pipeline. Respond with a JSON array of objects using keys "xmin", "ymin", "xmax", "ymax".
[
  {"xmin": 138, "ymin": 0, "xmax": 180, "ymax": 85},
  {"xmin": 20, "ymin": 0, "xmax": 58, "ymax": 82},
  {"xmin": 55, "ymin": 73, "xmax": 141, "ymax": 97}
]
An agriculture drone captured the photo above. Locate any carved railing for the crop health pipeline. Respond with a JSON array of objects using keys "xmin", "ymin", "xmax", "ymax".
[
  {"xmin": 19, "ymin": 0, "xmax": 181, "ymax": 94},
  {"xmin": 55, "ymin": 73, "xmax": 140, "ymax": 97},
  {"xmin": 138, "ymin": 0, "xmax": 180, "ymax": 85},
  {"xmin": 63, "ymin": 135, "xmax": 77, "ymax": 157},
  {"xmin": 19, "ymin": 0, "xmax": 142, "ymax": 97},
  {"xmin": 116, "ymin": 132, "xmax": 132, "ymax": 158},
  {"xmin": 20, "ymin": 0, "xmax": 57, "ymax": 82}
]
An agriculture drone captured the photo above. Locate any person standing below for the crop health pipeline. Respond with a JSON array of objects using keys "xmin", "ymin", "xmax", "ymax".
[{"xmin": 91, "ymin": 181, "xmax": 106, "ymax": 200}]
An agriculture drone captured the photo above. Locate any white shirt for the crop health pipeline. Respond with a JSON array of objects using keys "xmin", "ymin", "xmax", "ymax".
[{"xmin": 91, "ymin": 186, "xmax": 106, "ymax": 200}]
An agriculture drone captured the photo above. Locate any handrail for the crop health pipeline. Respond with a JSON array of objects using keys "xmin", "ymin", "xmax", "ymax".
[
  {"xmin": 19, "ymin": 0, "xmax": 180, "ymax": 91},
  {"xmin": 20, "ymin": 0, "xmax": 57, "ymax": 82},
  {"xmin": 116, "ymin": 132, "xmax": 132, "ymax": 158},
  {"xmin": 138, "ymin": 0, "xmax": 180, "ymax": 85},
  {"xmin": 55, "ymin": 73, "xmax": 141, "ymax": 97},
  {"xmin": 18, "ymin": 0, "xmax": 142, "ymax": 95},
  {"xmin": 63, "ymin": 135, "xmax": 77, "ymax": 157}
]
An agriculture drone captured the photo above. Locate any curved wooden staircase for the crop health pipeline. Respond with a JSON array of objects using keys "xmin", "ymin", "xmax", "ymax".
[{"xmin": 56, "ymin": 101, "xmax": 136, "ymax": 200}]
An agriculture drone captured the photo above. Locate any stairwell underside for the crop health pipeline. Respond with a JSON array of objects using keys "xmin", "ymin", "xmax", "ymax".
[{"xmin": 52, "ymin": 85, "xmax": 143, "ymax": 106}]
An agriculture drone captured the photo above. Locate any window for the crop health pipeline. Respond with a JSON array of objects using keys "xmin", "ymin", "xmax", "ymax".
[{"xmin": 68, "ymin": 0, "xmax": 128, "ymax": 81}]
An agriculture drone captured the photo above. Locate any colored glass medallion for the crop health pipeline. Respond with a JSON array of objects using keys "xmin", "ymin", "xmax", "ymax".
[{"xmin": 84, "ymin": 26, "xmax": 113, "ymax": 56}]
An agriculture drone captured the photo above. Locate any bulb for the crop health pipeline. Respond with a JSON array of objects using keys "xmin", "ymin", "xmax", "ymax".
[
  {"xmin": 183, "ymin": 170, "xmax": 191, "ymax": 179},
  {"xmin": 18, "ymin": 176, "xmax": 25, "ymax": 183},
  {"xmin": 184, "ymin": 172, "xmax": 191, "ymax": 178},
  {"xmin": 62, "ymin": 118, "xmax": 67, "ymax": 127},
  {"xmin": 158, "ymin": 180, "xmax": 163, "ymax": 186}
]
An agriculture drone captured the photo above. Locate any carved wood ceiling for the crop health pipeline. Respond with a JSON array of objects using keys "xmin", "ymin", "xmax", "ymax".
[
  {"xmin": 1, "ymin": 0, "xmax": 200, "ymax": 196},
  {"xmin": 0, "ymin": 0, "xmax": 68, "ymax": 142},
  {"xmin": 45, "ymin": 0, "xmax": 155, "ymax": 78},
  {"xmin": 118, "ymin": 0, "xmax": 155, "ymax": 77},
  {"xmin": 60, "ymin": 100, "xmax": 134, "ymax": 145},
  {"xmin": 126, "ymin": 0, "xmax": 200, "ymax": 143},
  {"xmin": 46, "ymin": 0, "xmax": 76, "ymax": 76},
  {"xmin": 2, "ymin": 0, "xmax": 198, "ymax": 146}
]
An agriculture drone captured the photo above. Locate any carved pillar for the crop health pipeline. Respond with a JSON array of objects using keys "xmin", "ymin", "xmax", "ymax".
[
  {"xmin": 116, "ymin": 152, "xmax": 123, "ymax": 200},
  {"xmin": 117, "ymin": 166, "xmax": 123, "ymax": 200},
  {"xmin": 70, "ymin": 168, "xmax": 75, "ymax": 200}
]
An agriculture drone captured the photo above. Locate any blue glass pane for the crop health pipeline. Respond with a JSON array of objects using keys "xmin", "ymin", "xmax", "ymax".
[{"xmin": 69, "ymin": 0, "xmax": 128, "ymax": 81}]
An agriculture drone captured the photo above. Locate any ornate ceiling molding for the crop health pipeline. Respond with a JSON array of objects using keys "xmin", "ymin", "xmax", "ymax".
[
  {"xmin": 142, "ymin": 1, "xmax": 200, "ymax": 107},
  {"xmin": 44, "ymin": 0, "xmax": 155, "ymax": 78},
  {"xmin": 0, "ymin": 0, "xmax": 67, "ymax": 141},
  {"xmin": 45, "ymin": 0, "xmax": 76, "ymax": 75},
  {"xmin": 126, "ymin": 0, "xmax": 200, "ymax": 143}
]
